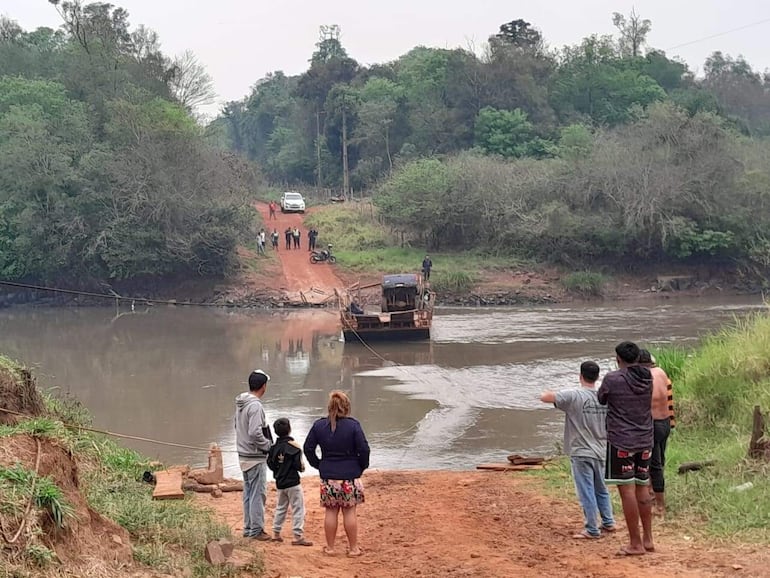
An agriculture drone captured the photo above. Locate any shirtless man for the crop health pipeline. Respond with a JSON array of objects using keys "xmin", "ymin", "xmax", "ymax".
[{"xmin": 638, "ymin": 349, "xmax": 673, "ymax": 516}]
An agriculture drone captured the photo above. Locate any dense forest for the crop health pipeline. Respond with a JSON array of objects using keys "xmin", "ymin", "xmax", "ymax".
[
  {"xmin": 3, "ymin": 3, "xmax": 770, "ymax": 285},
  {"xmin": 0, "ymin": 1, "xmax": 257, "ymax": 284},
  {"xmin": 218, "ymin": 14, "xmax": 770, "ymax": 272}
]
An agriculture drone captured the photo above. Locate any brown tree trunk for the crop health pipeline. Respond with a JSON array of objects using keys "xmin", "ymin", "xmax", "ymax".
[{"xmin": 342, "ymin": 105, "xmax": 350, "ymax": 199}]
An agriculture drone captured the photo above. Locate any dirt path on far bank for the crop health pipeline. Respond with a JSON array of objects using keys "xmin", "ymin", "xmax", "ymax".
[
  {"xmin": 197, "ymin": 470, "xmax": 766, "ymax": 578},
  {"xmin": 255, "ymin": 203, "xmax": 345, "ymax": 300}
]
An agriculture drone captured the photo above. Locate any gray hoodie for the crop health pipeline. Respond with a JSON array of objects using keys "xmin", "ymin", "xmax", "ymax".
[{"xmin": 234, "ymin": 392, "xmax": 272, "ymax": 463}]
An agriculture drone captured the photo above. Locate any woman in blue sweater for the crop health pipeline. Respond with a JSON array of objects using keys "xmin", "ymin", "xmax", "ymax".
[{"xmin": 303, "ymin": 390, "xmax": 370, "ymax": 557}]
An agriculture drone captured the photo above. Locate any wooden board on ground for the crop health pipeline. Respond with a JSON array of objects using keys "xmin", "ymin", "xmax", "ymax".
[
  {"xmin": 476, "ymin": 463, "xmax": 544, "ymax": 472},
  {"xmin": 153, "ymin": 470, "xmax": 185, "ymax": 500},
  {"xmin": 507, "ymin": 454, "xmax": 545, "ymax": 465}
]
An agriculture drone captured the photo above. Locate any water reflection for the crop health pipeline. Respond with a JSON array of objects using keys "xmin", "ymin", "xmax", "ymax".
[{"xmin": 0, "ymin": 296, "xmax": 763, "ymax": 474}]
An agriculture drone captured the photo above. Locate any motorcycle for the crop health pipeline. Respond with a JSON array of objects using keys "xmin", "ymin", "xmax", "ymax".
[{"xmin": 310, "ymin": 244, "xmax": 336, "ymax": 264}]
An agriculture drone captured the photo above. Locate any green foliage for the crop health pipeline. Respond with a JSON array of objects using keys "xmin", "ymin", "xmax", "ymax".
[
  {"xmin": 0, "ymin": 12, "xmax": 256, "ymax": 285},
  {"xmin": 474, "ymin": 107, "xmax": 552, "ymax": 158},
  {"xmin": 663, "ymin": 217, "xmax": 735, "ymax": 259},
  {"xmin": 676, "ymin": 313, "xmax": 770, "ymax": 426},
  {"xmin": 560, "ymin": 271, "xmax": 607, "ymax": 296},
  {"xmin": 303, "ymin": 204, "xmax": 388, "ymax": 250}
]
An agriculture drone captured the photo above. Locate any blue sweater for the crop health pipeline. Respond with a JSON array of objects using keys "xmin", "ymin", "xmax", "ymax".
[{"xmin": 303, "ymin": 416, "xmax": 370, "ymax": 480}]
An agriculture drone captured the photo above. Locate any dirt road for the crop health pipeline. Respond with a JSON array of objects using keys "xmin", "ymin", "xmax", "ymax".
[
  {"xmin": 199, "ymin": 470, "xmax": 766, "ymax": 578},
  {"xmin": 256, "ymin": 203, "xmax": 345, "ymax": 302}
]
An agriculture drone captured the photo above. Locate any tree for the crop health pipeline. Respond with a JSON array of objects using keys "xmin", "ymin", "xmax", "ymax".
[
  {"xmin": 355, "ymin": 77, "xmax": 404, "ymax": 174},
  {"xmin": 551, "ymin": 35, "xmax": 666, "ymax": 125},
  {"xmin": 612, "ymin": 9, "xmax": 651, "ymax": 58},
  {"xmin": 493, "ymin": 19, "xmax": 543, "ymax": 52},
  {"xmin": 474, "ymin": 107, "xmax": 535, "ymax": 157},
  {"xmin": 169, "ymin": 49, "xmax": 216, "ymax": 111}
]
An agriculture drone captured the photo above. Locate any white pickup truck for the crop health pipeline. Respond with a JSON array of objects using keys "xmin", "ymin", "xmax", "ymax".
[{"xmin": 280, "ymin": 192, "xmax": 306, "ymax": 213}]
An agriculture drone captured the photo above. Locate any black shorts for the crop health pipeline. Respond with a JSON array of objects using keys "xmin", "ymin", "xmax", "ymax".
[{"xmin": 605, "ymin": 443, "xmax": 651, "ymax": 486}]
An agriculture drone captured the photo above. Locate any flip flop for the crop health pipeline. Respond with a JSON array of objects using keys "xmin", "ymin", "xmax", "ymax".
[
  {"xmin": 645, "ymin": 545, "xmax": 656, "ymax": 552},
  {"xmin": 601, "ymin": 525, "xmax": 618, "ymax": 533},
  {"xmin": 291, "ymin": 538, "xmax": 313, "ymax": 546},
  {"xmin": 616, "ymin": 547, "xmax": 646, "ymax": 556},
  {"xmin": 347, "ymin": 548, "xmax": 363, "ymax": 558},
  {"xmin": 322, "ymin": 546, "xmax": 336, "ymax": 556},
  {"xmin": 573, "ymin": 531, "xmax": 601, "ymax": 540}
]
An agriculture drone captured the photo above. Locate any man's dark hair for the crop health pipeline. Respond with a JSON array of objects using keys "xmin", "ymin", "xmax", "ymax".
[
  {"xmin": 580, "ymin": 361, "xmax": 600, "ymax": 383},
  {"xmin": 615, "ymin": 341, "xmax": 640, "ymax": 364},
  {"xmin": 637, "ymin": 349, "xmax": 653, "ymax": 365},
  {"xmin": 273, "ymin": 417, "xmax": 291, "ymax": 438},
  {"xmin": 248, "ymin": 370, "xmax": 269, "ymax": 391}
]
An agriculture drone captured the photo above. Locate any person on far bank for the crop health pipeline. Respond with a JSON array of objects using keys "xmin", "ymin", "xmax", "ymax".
[
  {"xmin": 308, "ymin": 228, "xmax": 318, "ymax": 251},
  {"xmin": 258, "ymin": 229, "xmax": 266, "ymax": 256},
  {"xmin": 292, "ymin": 227, "xmax": 301, "ymax": 249},
  {"xmin": 597, "ymin": 341, "xmax": 654, "ymax": 556},
  {"xmin": 638, "ymin": 349, "xmax": 674, "ymax": 516},
  {"xmin": 267, "ymin": 418, "xmax": 313, "ymax": 546},
  {"xmin": 303, "ymin": 391, "xmax": 370, "ymax": 557},
  {"xmin": 540, "ymin": 361, "xmax": 615, "ymax": 539},
  {"xmin": 421, "ymin": 255, "xmax": 432, "ymax": 282},
  {"xmin": 235, "ymin": 370, "xmax": 274, "ymax": 540},
  {"xmin": 269, "ymin": 200, "xmax": 277, "ymax": 220},
  {"xmin": 271, "ymin": 229, "xmax": 280, "ymax": 251},
  {"xmin": 284, "ymin": 227, "xmax": 292, "ymax": 250}
]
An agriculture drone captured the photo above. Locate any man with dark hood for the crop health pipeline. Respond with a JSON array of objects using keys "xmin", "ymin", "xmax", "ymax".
[
  {"xmin": 597, "ymin": 341, "xmax": 654, "ymax": 556},
  {"xmin": 235, "ymin": 369, "xmax": 274, "ymax": 540}
]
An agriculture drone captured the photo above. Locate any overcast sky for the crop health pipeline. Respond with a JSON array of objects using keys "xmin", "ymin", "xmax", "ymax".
[{"xmin": 4, "ymin": 0, "xmax": 770, "ymax": 117}]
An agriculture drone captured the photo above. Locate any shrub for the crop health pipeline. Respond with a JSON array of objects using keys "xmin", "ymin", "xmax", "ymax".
[{"xmin": 561, "ymin": 271, "xmax": 607, "ymax": 297}]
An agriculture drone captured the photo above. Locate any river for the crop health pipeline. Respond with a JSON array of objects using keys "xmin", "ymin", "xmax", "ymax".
[{"xmin": 0, "ymin": 296, "xmax": 762, "ymax": 475}]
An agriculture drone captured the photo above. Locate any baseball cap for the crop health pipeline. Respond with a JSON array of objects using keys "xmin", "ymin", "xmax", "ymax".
[{"xmin": 248, "ymin": 369, "xmax": 270, "ymax": 389}]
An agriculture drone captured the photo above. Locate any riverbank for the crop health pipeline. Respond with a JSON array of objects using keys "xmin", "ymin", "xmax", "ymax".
[
  {"xmin": 0, "ymin": 201, "xmax": 762, "ymax": 310},
  {"xmin": 0, "ymin": 355, "xmax": 259, "ymax": 578},
  {"xmin": 198, "ymin": 469, "xmax": 769, "ymax": 578}
]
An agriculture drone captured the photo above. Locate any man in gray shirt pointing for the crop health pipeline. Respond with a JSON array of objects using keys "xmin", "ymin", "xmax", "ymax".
[{"xmin": 541, "ymin": 361, "xmax": 615, "ymax": 539}]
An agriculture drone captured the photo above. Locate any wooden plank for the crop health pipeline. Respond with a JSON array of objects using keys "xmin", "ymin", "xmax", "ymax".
[
  {"xmin": 476, "ymin": 463, "xmax": 544, "ymax": 472},
  {"xmin": 152, "ymin": 470, "xmax": 185, "ymax": 500}
]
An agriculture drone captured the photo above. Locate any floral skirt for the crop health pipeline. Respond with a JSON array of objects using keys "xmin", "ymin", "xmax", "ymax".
[{"xmin": 320, "ymin": 479, "xmax": 365, "ymax": 509}]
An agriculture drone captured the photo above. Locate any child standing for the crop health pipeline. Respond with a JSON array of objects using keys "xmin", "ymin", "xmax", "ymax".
[{"xmin": 267, "ymin": 418, "xmax": 313, "ymax": 546}]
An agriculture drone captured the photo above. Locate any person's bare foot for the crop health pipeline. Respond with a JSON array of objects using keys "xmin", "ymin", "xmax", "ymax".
[
  {"xmin": 644, "ymin": 540, "xmax": 655, "ymax": 552},
  {"xmin": 616, "ymin": 545, "xmax": 646, "ymax": 556},
  {"xmin": 347, "ymin": 547, "xmax": 363, "ymax": 557},
  {"xmin": 322, "ymin": 546, "xmax": 336, "ymax": 556}
]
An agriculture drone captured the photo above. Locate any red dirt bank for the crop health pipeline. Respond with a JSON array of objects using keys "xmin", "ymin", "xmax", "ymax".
[{"xmin": 198, "ymin": 470, "xmax": 767, "ymax": 578}]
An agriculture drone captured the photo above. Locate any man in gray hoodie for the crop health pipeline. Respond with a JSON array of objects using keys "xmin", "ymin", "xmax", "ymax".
[
  {"xmin": 235, "ymin": 369, "xmax": 274, "ymax": 540},
  {"xmin": 598, "ymin": 341, "xmax": 654, "ymax": 557}
]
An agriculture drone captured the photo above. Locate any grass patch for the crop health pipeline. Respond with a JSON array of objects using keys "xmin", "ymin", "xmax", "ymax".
[
  {"xmin": 431, "ymin": 269, "xmax": 478, "ymax": 293},
  {"xmin": 534, "ymin": 311, "xmax": 770, "ymax": 542},
  {"xmin": 560, "ymin": 270, "xmax": 608, "ymax": 297}
]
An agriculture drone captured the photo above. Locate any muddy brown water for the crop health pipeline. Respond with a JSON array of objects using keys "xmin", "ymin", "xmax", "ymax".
[{"xmin": 0, "ymin": 296, "xmax": 763, "ymax": 475}]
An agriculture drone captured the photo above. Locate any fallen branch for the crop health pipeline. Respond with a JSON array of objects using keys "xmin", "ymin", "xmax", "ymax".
[{"xmin": 677, "ymin": 460, "xmax": 716, "ymax": 475}]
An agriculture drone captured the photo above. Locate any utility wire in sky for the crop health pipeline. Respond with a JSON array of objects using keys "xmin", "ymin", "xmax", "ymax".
[{"xmin": 666, "ymin": 16, "xmax": 770, "ymax": 51}]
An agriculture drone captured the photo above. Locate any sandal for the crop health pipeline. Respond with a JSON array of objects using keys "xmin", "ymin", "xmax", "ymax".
[
  {"xmin": 322, "ymin": 546, "xmax": 336, "ymax": 556},
  {"xmin": 271, "ymin": 536, "xmax": 283, "ymax": 542},
  {"xmin": 291, "ymin": 538, "xmax": 313, "ymax": 546},
  {"xmin": 601, "ymin": 524, "xmax": 618, "ymax": 533},
  {"xmin": 573, "ymin": 530, "xmax": 601, "ymax": 540},
  {"xmin": 347, "ymin": 548, "xmax": 363, "ymax": 557}
]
